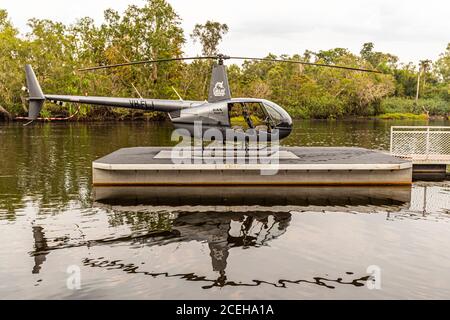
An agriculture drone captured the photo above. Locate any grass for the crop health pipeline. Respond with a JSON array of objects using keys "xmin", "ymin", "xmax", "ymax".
[{"xmin": 377, "ymin": 113, "xmax": 429, "ymax": 120}]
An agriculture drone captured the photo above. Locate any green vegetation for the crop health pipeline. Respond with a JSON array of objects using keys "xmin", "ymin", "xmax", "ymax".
[
  {"xmin": 377, "ymin": 113, "xmax": 429, "ymax": 120},
  {"xmin": 0, "ymin": 0, "xmax": 449, "ymax": 121},
  {"xmin": 380, "ymin": 97, "xmax": 449, "ymax": 116}
]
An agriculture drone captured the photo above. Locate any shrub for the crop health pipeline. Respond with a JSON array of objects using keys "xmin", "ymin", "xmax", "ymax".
[
  {"xmin": 380, "ymin": 97, "xmax": 450, "ymax": 115},
  {"xmin": 378, "ymin": 112, "xmax": 429, "ymax": 120}
]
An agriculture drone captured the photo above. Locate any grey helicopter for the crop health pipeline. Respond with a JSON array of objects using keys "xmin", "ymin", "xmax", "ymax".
[{"xmin": 24, "ymin": 54, "xmax": 381, "ymax": 141}]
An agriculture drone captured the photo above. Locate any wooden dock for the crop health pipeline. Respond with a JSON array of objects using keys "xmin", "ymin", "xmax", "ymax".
[{"xmin": 92, "ymin": 147, "xmax": 412, "ymax": 186}]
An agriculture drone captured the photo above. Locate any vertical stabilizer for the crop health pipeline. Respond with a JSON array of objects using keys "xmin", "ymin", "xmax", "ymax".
[
  {"xmin": 208, "ymin": 64, "xmax": 231, "ymax": 103},
  {"xmin": 25, "ymin": 65, "xmax": 45, "ymax": 119}
]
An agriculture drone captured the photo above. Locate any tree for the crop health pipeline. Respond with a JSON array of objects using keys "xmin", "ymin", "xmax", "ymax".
[
  {"xmin": 0, "ymin": 10, "xmax": 29, "ymax": 116},
  {"xmin": 100, "ymin": 0, "xmax": 184, "ymax": 88},
  {"xmin": 190, "ymin": 21, "xmax": 228, "ymax": 56},
  {"xmin": 360, "ymin": 42, "xmax": 398, "ymax": 72},
  {"xmin": 72, "ymin": 0, "xmax": 186, "ymax": 118},
  {"xmin": 435, "ymin": 43, "xmax": 450, "ymax": 82},
  {"xmin": 315, "ymin": 48, "xmax": 351, "ymax": 64}
]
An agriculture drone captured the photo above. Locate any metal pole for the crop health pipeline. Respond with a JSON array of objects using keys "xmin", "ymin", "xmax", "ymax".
[
  {"xmin": 390, "ymin": 126, "xmax": 394, "ymax": 154},
  {"xmin": 422, "ymin": 186, "xmax": 427, "ymax": 216}
]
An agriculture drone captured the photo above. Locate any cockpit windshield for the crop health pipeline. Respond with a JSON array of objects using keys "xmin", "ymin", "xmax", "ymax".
[
  {"xmin": 262, "ymin": 100, "xmax": 291, "ymax": 126},
  {"xmin": 228, "ymin": 100, "xmax": 291, "ymax": 131},
  {"xmin": 263, "ymin": 103, "xmax": 283, "ymax": 125}
]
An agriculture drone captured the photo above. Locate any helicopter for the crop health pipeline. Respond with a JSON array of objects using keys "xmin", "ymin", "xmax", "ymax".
[{"xmin": 24, "ymin": 54, "xmax": 381, "ymax": 141}]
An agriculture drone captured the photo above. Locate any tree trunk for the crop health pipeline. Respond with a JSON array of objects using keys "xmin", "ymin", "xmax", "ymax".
[{"xmin": 0, "ymin": 105, "xmax": 12, "ymax": 121}]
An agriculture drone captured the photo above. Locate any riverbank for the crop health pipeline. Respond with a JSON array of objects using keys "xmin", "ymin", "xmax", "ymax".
[
  {"xmin": 3, "ymin": 113, "xmax": 449, "ymax": 123},
  {"xmin": 1, "ymin": 96, "xmax": 449, "ymax": 122}
]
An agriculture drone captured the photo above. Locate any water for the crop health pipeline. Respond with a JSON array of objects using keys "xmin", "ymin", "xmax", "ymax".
[{"xmin": 0, "ymin": 119, "xmax": 449, "ymax": 299}]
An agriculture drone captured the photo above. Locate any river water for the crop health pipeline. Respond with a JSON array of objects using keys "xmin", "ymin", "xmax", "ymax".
[{"xmin": 0, "ymin": 119, "xmax": 449, "ymax": 299}]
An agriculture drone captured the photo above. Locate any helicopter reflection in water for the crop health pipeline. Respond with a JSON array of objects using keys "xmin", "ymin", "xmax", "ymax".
[
  {"xmin": 81, "ymin": 210, "xmax": 372, "ymax": 289},
  {"xmin": 28, "ymin": 185, "xmax": 412, "ymax": 289}
]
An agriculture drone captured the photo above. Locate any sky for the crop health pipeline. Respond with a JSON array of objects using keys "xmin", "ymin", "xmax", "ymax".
[{"xmin": 1, "ymin": 0, "xmax": 449, "ymax": 65}]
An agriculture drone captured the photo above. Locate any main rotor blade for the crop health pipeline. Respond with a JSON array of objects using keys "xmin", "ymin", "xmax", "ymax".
[
  {"xmin": 78, "ymin": 56, "xmax": 216, "ymax": 72},
  {"xmin": 228, "ymin": 56, "xmax": 382, "ymax": 73},
  {"xmin": 78, "ymin": 54, "xmax": 382, "ymax": 73}
]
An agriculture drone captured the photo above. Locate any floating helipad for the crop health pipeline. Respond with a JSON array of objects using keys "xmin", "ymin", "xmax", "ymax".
[{"xmin": 92, "ymin": 147, "xmax": 412, "ymax": 186}]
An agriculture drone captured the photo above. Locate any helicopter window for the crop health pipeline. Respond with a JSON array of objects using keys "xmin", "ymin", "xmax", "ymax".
[
  {"xmin": 244, "ymin": 103, "xmax": 266, "ymax": 127},
  {"xmin": 228, "ymin": 102, "xmax": 271, "ymax": 131},
  {"xmin": 263, "ymin": 102, "xmax": 284, "ymax": 126},
  {"xmin": 244, "ymin": 102, "xmax": 271, "ymax": 131},
  {"xmin": 228, "ymin": 103, "xmax": 252, "ymax": 130}
]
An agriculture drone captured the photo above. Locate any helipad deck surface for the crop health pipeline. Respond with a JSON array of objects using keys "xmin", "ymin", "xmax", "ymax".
[{"xmin": 93, "ymin": 147, "xmax": 412, "ymax": 186}]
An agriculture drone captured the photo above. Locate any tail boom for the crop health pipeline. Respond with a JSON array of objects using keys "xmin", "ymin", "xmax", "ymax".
[
  {"xmin": 24, "ymin": 64, "xmax": 203, "ymax": 119},
  {"xmin": 45, "ymin": 95, "xmax": 202, "ymax": 113}
]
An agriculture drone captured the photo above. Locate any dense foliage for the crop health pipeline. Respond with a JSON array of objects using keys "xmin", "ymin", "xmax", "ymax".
[{"xmin": 0, "ymin": 0, "xmax": 449, "ymax": 120}]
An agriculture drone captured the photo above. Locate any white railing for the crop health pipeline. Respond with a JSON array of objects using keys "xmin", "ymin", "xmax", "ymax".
[{"xmin": 390, "ymin": 126, "xmax": 450, "ymax": 163}]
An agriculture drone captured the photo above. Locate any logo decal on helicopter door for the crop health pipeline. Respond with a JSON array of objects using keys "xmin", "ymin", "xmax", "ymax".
[{"xmin": 213, "ymin": 82, "xmax": 226, "ymax": 97}]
